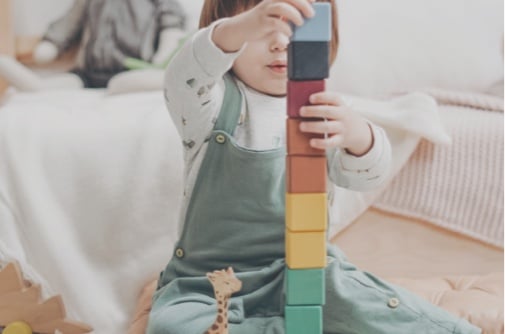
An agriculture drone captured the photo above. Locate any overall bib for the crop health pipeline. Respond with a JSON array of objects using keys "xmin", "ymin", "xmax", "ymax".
[{"xmin": 146, "ymin": 76, "xmax": 480, "ymax": 334}]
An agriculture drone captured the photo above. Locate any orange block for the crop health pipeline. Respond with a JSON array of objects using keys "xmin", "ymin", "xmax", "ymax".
[
  {"xmin": 286, "ymin": 118, "xmax": 325, "ymax": 156},
  {"xmin": 286, "ymin": 193, "xmax": 327, "ymax": 232},
  {"xmin": 286, "ymin": 229, "xmax": 327, "ymax": 269},
  {"xmin": 286, "ymin": 156, "xmax": 327, "ymax": 193}
]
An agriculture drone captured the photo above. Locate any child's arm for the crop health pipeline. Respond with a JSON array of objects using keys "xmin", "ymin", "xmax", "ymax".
[
  {"xmin": 165, "ymin": 0, "xmax": 315, "ymax": 162},
  {"xmin": 299, "ymin": 92, "xmax": 392, "ymax": 191},
  {"xmin": 164, "ymin": 19, "xmax": 247, "ymax": 164}
]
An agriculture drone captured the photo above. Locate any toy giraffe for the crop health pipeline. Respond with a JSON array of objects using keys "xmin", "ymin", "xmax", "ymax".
[{"xmin": 204, "ymin": 267, "xmax": 242, "ymax": 334}]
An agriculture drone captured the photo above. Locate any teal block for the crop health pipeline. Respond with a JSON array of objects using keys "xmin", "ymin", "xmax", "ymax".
[
  {"xmin": 291, "ymin": 3, "xmax": 331, "ymax": 42},
  {"xmin": 286, "ymin": 268, "xmax": 325, "ymax": 305},
  {"xmin": 285, "ymin": 305, "xmax": 323, "ymax": 334}
]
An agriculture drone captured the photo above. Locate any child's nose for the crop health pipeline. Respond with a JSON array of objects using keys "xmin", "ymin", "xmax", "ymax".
[{"xmin": 270, "ymin": 32, "xmax": 289, "ymax": 52}]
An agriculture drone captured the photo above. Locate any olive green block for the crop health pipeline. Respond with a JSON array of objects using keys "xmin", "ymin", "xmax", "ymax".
[
  {"xmin": 286, "ymin": 268, "xmax": 325, "ymax": 305},
  {"xmin": 285, "ymin": 305, "xmax": 323, "ymax": 334}
]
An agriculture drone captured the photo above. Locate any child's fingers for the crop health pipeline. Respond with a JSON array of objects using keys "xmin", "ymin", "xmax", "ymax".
[
  {"xmin": 309, "ymin": 92, "xmax": 345, "ymax": 106},
  {"xmin": 299, "ymin": 104, "xmax": 347, "ymax": 120},
  {"xmin": 266, "ymin": 16, "xmax": 294, "ymax": 36},
  {"xmin": 267, "ymin": 2, "xmax": 305, "ymax": 26},
  {"xmin": 310, "ymin": 134, "xmax": 344, "ymax": 149},
  {"xmin": 272, "ymin": 0, "xmax": 315, "ymax": 18},
  {"xmin": 300, "ymin": 120, "xmax": 344, "ymax": 135}
]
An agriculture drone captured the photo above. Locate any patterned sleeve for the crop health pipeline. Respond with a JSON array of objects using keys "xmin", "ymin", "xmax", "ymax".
[
  {"xmin": 327, "ymin": 123, "xmax": 392, "ymax": 191},
  {"xmin": 163, "ymin": 19, "xmax": 246, "ymax": 164}
]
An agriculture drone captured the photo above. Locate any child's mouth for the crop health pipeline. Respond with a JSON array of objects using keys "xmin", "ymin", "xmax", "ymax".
[
  {"xmin": 268, "ymin": 61, "xmax": 287, "ymax": 74},
  {"xmin": 268, "ymin": 65, "xmax": 287, "ymax": 73}
]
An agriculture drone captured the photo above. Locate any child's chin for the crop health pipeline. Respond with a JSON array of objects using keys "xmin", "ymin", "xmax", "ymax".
[
  {"xmin": 248, "ymin": 80, "xmax": 287, "ymax": 97},
  {"xmin": 269, "ymin": 90, "xmax": 287, "ymax": 97},
  {"xmin": 265, "ymin": 83, "xmax": 287, "ymax": 97}
]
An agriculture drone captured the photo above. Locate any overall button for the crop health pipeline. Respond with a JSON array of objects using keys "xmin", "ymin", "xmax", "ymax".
[
  {"xmin": 175, "ymin": 248, "xmax": 185, "ymax": 258},
  {"xmin": 387, "ymin": 297, "xmax": 400, "ymax": 308},
  {"xmin": 215, "ymin": 134, "xmax": 226, "ymax": 144}
]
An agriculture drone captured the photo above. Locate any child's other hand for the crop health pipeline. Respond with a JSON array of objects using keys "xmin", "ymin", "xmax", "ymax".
[
  {"xmin": 299, "ymin": 92, "xmax": 374, "ymax": 157},
  {"xmin": 213, "ymin": 0, "xmax": 315, "ymax": 53}
]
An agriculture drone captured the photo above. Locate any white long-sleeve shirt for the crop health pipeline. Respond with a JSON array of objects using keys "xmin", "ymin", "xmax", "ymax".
[{"xmin": 164, "ymin": 20, "xmax": 392, "ymax": 236}]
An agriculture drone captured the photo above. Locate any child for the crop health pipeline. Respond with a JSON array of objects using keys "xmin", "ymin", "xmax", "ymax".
[{"xmin": 147, "ymin": 0, "xmax": 481, "ymax": 333}]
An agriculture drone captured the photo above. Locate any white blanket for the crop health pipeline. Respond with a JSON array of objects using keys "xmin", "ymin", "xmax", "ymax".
[{"xmin": 0, "ymin": 88, "xmax": 447, "ymax": 333}]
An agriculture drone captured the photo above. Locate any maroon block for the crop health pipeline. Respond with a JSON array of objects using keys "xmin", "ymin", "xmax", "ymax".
[{"xmin": 287, "ymin": 80, "xmax": 325, "ymax": 118}]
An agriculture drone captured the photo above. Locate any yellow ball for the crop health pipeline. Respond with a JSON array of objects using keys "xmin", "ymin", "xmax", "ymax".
[{"xmin": 3, "ymin": 321, "xmax": 32, "ymax": 334}]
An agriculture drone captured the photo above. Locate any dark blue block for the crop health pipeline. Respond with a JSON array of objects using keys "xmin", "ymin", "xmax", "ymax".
[{"xmin": 288, "ymin": 41, "xmax": 329, "ymax": 80}]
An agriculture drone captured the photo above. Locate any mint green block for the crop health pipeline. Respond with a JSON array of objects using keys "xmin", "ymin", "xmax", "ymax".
[
  {"xmin": 286, "ymin": 268, "xmax": 325, "ymax": 305},
  {"xmin": 285, "ymin": 305, "xmax": 323, "ymax": 334}
]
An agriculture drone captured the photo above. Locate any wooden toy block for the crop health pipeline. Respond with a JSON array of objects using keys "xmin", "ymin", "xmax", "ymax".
[
  {"xmin": 287, "ymin": 80, "xmax": 325, "ymax": 118},
  {"xmin": 286, "ymin": 155, "xmax": 327, "ymax": 193},
  {"xmin": 286, "ymin": 118, "xmax": 326, "ymax": 156},
  {"xmin": 286, "ymin": 192, "xmax": 327, "ymax": 232},
  {"xmin": 285, "ymin": 305, "xmax": 322, "ymax": 334},
  {"xmin": 285, "ymin": 230, "xmax": 326, "ymax": 269},
  {"xmin": 291, "ymin": 3, "xmax": 331, "ymax": 42},
  {"xmin": 0, "ymin": 262, "xmax": 93, "ymax": 334},
  {"xmin": 288, "ymin": 42, "xmax": 329, "ymax": 80},
  {"xmin": 286, "ymin": 268, "xmax": 325, "ymax": 305}
]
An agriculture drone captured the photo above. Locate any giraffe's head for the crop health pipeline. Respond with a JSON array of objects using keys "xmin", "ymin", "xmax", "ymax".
[{"xmin": 206, "ymin": 267, "xmax": 242, "ymax": 296}]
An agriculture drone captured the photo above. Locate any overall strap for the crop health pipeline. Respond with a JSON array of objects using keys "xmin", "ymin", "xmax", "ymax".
[{"xmin": 213, "ymin": 74, "xmax": 243, "ymax": 134}]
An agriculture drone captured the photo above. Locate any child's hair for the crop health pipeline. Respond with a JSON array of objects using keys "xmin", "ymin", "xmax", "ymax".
[{"xmin": 199, "ymin": 0, "xmax": 339, "ymax": 64}]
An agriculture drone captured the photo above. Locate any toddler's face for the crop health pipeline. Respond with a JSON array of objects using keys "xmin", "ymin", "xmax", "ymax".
[{"xmin": 232, "ymin": 31, "xmax": 289, "ymax": 97}]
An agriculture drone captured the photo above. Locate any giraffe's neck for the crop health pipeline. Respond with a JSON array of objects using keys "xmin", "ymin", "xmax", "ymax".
[{"xmin": 208, "ymin": 290, "xmax": 230, "ymax": 334}]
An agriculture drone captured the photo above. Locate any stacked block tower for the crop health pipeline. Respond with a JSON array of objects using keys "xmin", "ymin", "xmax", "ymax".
[{"xmin": 285, "ymin": 3, "xmax": 331, "ymax": 334}]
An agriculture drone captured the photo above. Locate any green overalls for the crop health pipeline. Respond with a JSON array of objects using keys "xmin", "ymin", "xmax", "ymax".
[{"xmin": 146, "ymin": 75, "xmax": 480, "ymax": 334}]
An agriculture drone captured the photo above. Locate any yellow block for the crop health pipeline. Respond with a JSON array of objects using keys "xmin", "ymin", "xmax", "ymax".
[
  {"xmin": 286, "ymin": 229, "xmax": 327, "ymax": 269},
  {"xmin": 286, "ymin": 193, "xmax": 327, "ymax": 232}
]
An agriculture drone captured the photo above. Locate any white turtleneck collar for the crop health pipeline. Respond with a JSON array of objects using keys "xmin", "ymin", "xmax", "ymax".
[{"xmin": 234, "ymin": 80, "xmax": 287, "ymax": 151}]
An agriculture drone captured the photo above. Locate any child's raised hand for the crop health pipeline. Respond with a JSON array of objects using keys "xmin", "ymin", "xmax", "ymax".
[
  {"xmin": 213, "ymin": 0, "xmax": 316, "ymax": 53},
  {"xmin": 299, "ymin": 92, "xmax": 374, "ymax": 157}
]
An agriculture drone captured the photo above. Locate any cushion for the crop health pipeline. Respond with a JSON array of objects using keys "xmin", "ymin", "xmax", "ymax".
[
  {"xmin": 127, "ymin": 277, "xmax": 158, "ymax": 334},
  {"xmin": 389, "ymin": 273, "xmax": 504, "ymax": 334}
]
